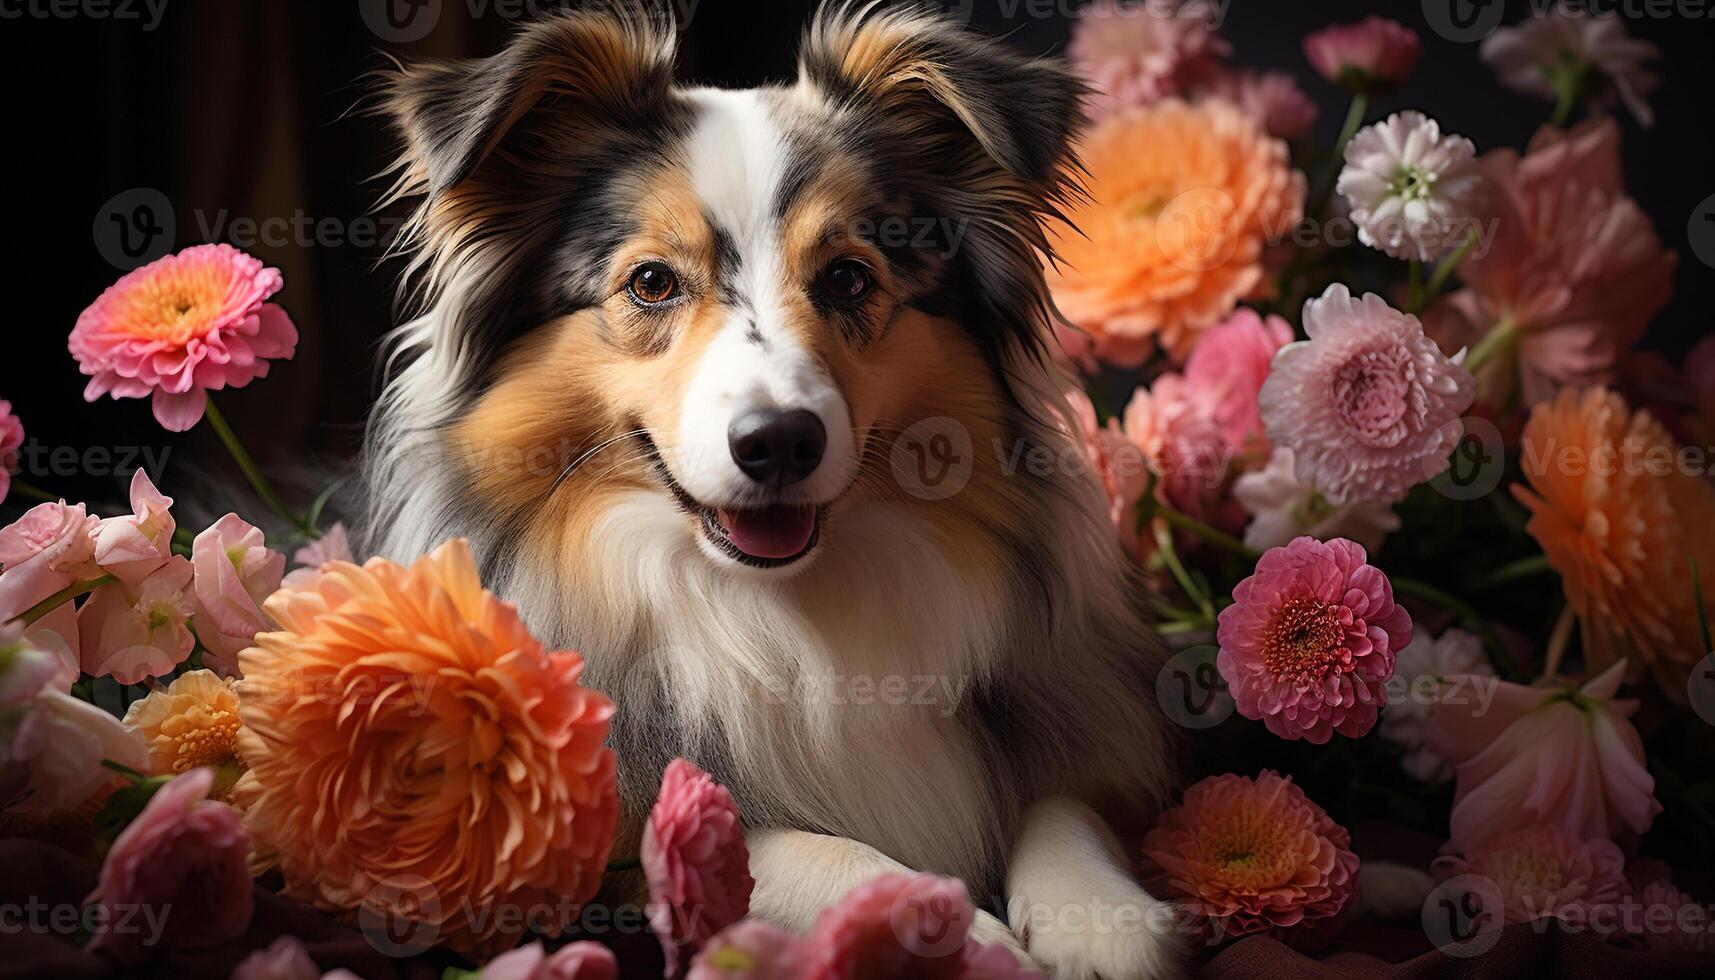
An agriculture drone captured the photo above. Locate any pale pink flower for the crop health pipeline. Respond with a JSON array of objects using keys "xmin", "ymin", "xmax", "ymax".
[
  {"xmin": 1337, "ymin": 112, "xmax": 1485, "ymax": 263},
  {"xmin": 190, "ymin": 514, "xmax": 285, "ymax": 677},
  {"xmin": 1632, "ymin": 879, "xmax": 1711, "ymax": 952},
  {"xmin": 0, "ymin": 623, "xmax": 66, "ymax": 708},
  {"xmin": 1481, "ymin": 4, "xmax": 1660, "ymax": 127},
  {"xmin": 76, "ymin": 555, "xmax": 196, "ymax": 683},
  {"xmin": 0, "ymin": 399, "xmax": 21, "ymax": 507},
  {"xmin": 231, "ymin": 936, "xmax": 319, "ymax": 980},
  {"xmin": 1065, "ymin": 388, "xmax": 1151, "ymax": 561},
  {"xmin": 480, "ymin": 941, "xmax": 619, "ymax": 980},
  {"xmin": 643, "ymin": 759, "xmax": 754, "ymax": 973},
  {"xmin": 1376, "ymin": 628, "xmax": 1492, "ymax": 783},
  {"xmin": 803, "ymin": 873, "xmax": 1031, "ymax": 980},
  {"xmin": 71, "ymin": 243, "xmax": 298, "ymax": 431},
  {"xmin": 1216, "ymin": 536, "xmax": 1410, "ymax": 742},
  {"xmin": 0, "ymin": 499, "xmax": 100, "ymax": 665},
  {"xmin": 1434, "ymin": 825, "xmax": 1627, "ymax": 926},
  {"xmin": 687, "ymin": 920, "xmax": 805, "ymax": 980},
  {"xmin": 1069, "ymin": 0, "xmax": 1229, "ymax": 117},
  {"xmin": 1260, "ymin": 284, "xmax": 1476, "ymax": 504},
  {"xmin": 1441, "ymin": 119, "xmax": 1675, "ymax": 406},
  {"xmin": 0, "ymin": 654, "xmax": 147, "ymax": 816},
  {"xmin": 92, "ymin": 469, "xmax": 176, "ymax": 587},
  {"xmin": 86, "ymin": 766, "xmax": 253, "ymax": 964},
  {"xmin": 1428, "ymin": 660, "xmax": 1661, "ymax": 854},
  {"xmin": 281, "ymin": 522, "xmax": 355, "ymax": 591},
  {"xmin": 1141, "ymin": 770, "xmax": 1358, "ymax": 947},
  {"xmin": 1194, "ymin": 69, "xmax": 1317, "ymax": 142},
  {"xmin": 1233, "ymin": 448, "xmax": 1400, "ymax": 554},
  {"xmin": 1303, "ymin": 17, "xmax": 1420, "ymax": 92}
]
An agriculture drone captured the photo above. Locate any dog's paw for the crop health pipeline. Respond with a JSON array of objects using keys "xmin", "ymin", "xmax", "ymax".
[
  {"xmin": 1013, "ymin": 883, "xmax": 1185, "ymax": 980},
  {"xmin": 968, "ymin": 909, "xmax": 1041, "ymax": 970}
]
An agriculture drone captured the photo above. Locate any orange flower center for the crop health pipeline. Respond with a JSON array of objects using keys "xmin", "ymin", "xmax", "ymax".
[
  {"xmin": 1198, "ymin": 806, "xmax": 1295, "ymax": 886},
  {"xmin": 159, "ymin": 703, "xmax": 242, "ymax": 773},
  {"xmin": 1263, "ymin": 596, "xmax": 1343, "ymax": 682},
  {"xmin": 111, "ymin": 271, "xmax": 225, "ymax": 345},
  {"xmin": 1498, "ymin": 851, "xmax": 1567, "ymax": 893}
]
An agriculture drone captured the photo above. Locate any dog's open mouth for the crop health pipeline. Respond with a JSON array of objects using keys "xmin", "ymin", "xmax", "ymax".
[{"xmin": 637, "ymin": 433, "xmax": 823, "ymax": 567}]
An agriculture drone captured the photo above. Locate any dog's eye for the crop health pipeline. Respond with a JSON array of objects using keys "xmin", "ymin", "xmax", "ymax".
[
  {"xmin": 628, "ymin": 262, "xmax": 679, "ymax": 306},
  {"xmin": 822, "ymin": 259, "xmax": 873, "ymax": 303}
]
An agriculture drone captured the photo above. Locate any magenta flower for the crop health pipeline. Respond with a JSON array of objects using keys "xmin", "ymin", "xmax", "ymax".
[
  {"xmin": 1303, "ymin": 16, "xmax": 1420, "ymax": 93},
  {"xmin": 1259, "ymin": 284, "xmax": 1476, "ymax": 504},
  {"xmin": 479, "ymin": 940, "xmax": 619, "ymax": 980},
  {"xmin": 0, "ymin": 399, "xmax": 22, "ymax": 507},
  {"xmin": 190, "ymin": 514, "xmax": 285, "ymax": 676},
  {"xmin": 643, "ymin": 759, "xmax": 754, "ymax": 973},
  {"xmin": 1069, "ymin": 0, "xmax": 1229, "ymax": 117},
  {"xmin": 92, "ymin": 470, "xmax": 176, "ymax": 587},
  {"xmin": 687, "ymin": 920, "xmax": 805, "ymax": 979},
  {"xmin": 1434, "ymin": 825, "xmax": 1627, "ymax": 926},
  {"xmin": 71, "ymin": 243, "xmax": 297, "ymax": 432},
  {"xmin": 1216, "ymin": 536, "xmax": 1410, "ymax": 742},
  {"xmin": 85, "ymin": 766, "xmax": 253, "ymax": 963}
]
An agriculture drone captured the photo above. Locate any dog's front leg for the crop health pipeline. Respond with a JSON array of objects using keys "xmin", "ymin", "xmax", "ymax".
[
  {"xmin": 747, "ymin": 828, "xmax": 1032, "ymax": 964},
  {"xmin": 1006, "ymin": 798, "xmax": 1185, "ymax": 980}
]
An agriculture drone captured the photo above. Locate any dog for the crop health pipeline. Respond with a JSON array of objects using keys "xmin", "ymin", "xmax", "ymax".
[{"xmin": 362, "ymin": 2, "xmax": 1182, "ymax": 975}]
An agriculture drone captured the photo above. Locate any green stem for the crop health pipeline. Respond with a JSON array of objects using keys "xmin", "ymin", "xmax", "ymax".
[
  {"xmin": 1153, "ymin": 523, "xmax": 1214, "ymax": 621},
  {"xmin": 100, "ymin": 758, "xmax": 148, "ymax": 783},
  {"xmin": 1156, "ymin": 506, "xmax": 1259, "ymax": 562},
  {"xmin": 1462, "ymin": 317, "xmax": 1517, "ymax": 375},
  {"xmin": 1471, "ymin": 554, "xmax": 1556, "ymax": 590},
  {"xmin": 7, "ymin": 479, "xmax": 59, "ymax": 505},
  {"xmin": 1412, "ymin": 227, "xmax": 1480, "ymax": 315},
  {"xmin": 605, "ymin": 855, "xmax": 642, "ymax": 873},
  {"xmin": 1392, "ymin": 576, "xmax": 1520, "ymax": 679},
  {"xmin": 1309, "ymin": 92, "xmax": 1369, "ymax": 223},
  {"xmin": 20, "ymin": 574, "xmax": 114, "ymax": 626},
  {"xmin": 203, "ymin": 398, "xmax": 319, "ymax": 538}
]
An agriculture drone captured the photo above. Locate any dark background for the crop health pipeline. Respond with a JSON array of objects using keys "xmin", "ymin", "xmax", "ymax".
[{"xmin": 2, "ymin": 0, "xmax": 1711, "ymax": 514}]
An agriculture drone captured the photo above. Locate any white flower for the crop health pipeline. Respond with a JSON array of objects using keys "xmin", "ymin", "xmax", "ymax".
[
  {"xmin": 1336, "ymin": 111, "xmax": 1484, "ymax": 263},
  {"xmin": 1233, "ymin": 448, "xmax": 1401, "ymax": 552},
  {"xmin": 1378, "ymin": 628, "xmax": 1493, "ymax": 783},
  {"xmin": 1481, "ymin": 3, "xmax": 1660, "ymax": 128}
]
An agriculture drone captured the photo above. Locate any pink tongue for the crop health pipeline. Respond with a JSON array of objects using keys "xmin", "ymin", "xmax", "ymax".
[{"xmin": 718, "ymin": 505, "xmax": 817, "ymax": 559}]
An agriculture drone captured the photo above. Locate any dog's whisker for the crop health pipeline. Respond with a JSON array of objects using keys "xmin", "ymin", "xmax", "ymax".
[{"xmin": 545, "ymin": 428, "xmax": 650, "ymax": 500}]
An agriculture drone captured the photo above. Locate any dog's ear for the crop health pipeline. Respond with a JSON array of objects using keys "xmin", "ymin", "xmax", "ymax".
[
  {"xmin": 797, "ymin": 2, "xmax": 1085, "ymax": 185},
  {"xmin": 382, "ymin": 6, "xmax": 678, "ymax": 198}
]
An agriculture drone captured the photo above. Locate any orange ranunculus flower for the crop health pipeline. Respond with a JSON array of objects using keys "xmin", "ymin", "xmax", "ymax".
[
  {"xmin": 1048, "ymin": 98, "xmax": 1303, "ymax": 367},
  {"xmin": 234, "ymin": 539, "xmax": 618, "ymax": 958},
  {"xmin": 1513, "ymin": 388, "xmax": 1715, "ymax": 697}
]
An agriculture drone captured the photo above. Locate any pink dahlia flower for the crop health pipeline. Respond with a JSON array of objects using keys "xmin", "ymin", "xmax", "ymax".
[
  {"xmin": 1181, "ymin": 307, "xmax": 1294, "ymax": 455},
  {"xmin": 1481, "ymin": 3, "xmax": 1660, "ymax": 127},
  {"xmin": 480, "ymin": 940, "xmax": 619, "ymax": 980},
  {"xmin": 1303, "ymin": 17, "xmax": 1420, "ymax": 93},
  {"xmin": 1194, "ymin": 69, "xmax": 1317, "ymax": 142},
  {"xmin": 0, "ymin": 499, "xmax": 100, "ymax": 662},
  {"xmin": 643, "ymin": 759, "xmax": 754, "ymax": 973},
  {"xmin": 0, "ymin": 399, "xmax": 22, "ymax": 507},
  {"xmin": 1434, "ymin": 825, "xmax": 1627, "ymax": 926},
  {"xmin": 1260, "ymin": 284, "xmax": 1476, "ymax": 504},
  {"xmin": 190, "ymin": 514, "xmax": 285, "ymax": 676},
  {"xmin": 803, "ymin": 872, "xmax": 1032, "ymax": 979},
  {"xmin": 1216, "ymin": 536, "xmax": 1410, "ymax": 742},
  {"xmin": 1069, "ymin": 0, "xmax": 1229, "ymax": 118},
  {"xmin": 1232, "ymin": 448, "xmax": 1400, "ymax": 554},
  {"xmin": 687, "ymin": 920, "xmax": 805, "ymax": 980},
  {"xmin": 77, "ymin": 554, "xmax": 197, "ymax": 683},
  {"xmin": 71, "ymin": 243, "xmax": 297, "ymax": 432},
  {"xmin": 1141, "ymin": 770, "xmax": 1358, "ymax": 947},
  {"xmin": 92, "ymin": 469, "xmax": 176, "ymax": 587},
  {"xmin": 86, "ymin": 766, "xmax": 254, "ymax": 963},
  {"xmin": 1428, "ymin": 660, "xmax": 1661, "ymax": 854}
]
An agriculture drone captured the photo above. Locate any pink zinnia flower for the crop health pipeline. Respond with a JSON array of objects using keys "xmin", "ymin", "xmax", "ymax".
[
  {"xmin": 1481, "ymin": 3, "xmax": 1660, "ymax": 127},
  {"xmin": 1141, "ymin": 770, "xmax": 1359, "ymax": 947},
  {"xmin": 1376, "ymin": 628, "xmax": 1493, "ymax": 783},
  {"xmin": 1260, "ymin": 284, "xmax": 1476, "ymax": 504},
  {"xmin": 1232, "ymin": 449, "xmax": 1400, "ymax": 554},
  {"xmin": 1434, "ymin": 825, "xmax": 1627, "ymax": 926},
  {"xmin": 71, "ymin": 243, "xmax": 297, "ymax": 432},
  {"xmin": 480, "ymin": 941, "xmax": 620, "ymax": 980},
  {"xmin": 76, "ymin": 554, "xmax": 196, "ymax": 683},
  {"xmin": 687, "ymin": 920, "xmax": 805, "ymax": 980},
  {"xmin": 1194, "ymin": 69, "xmax": 1317, "ymax": 142},
  {"xmin": 1303, "ymin": 17, "xmax": 1420, "ymax": 93},
  {"xmin": 802, "ymin": 872, "xmax": 1033, "ymax": 980},
  {"xmin": 190, "ymin": 514, "xmax": 285, "ymax": 676},
  {"xmin": 0, "ymin": 399, "xmax": 22, "ymax": 507},
  {"xmin": 1428, "ymin": 660, "xmax": 1661, "ymax": 854},
  {"xmin": 86, "ymin": 766, "xmax": 253, "ymax": 964},
  {"xmin": 643, "ymin": 759, "xmax": 754, "ymax": 973},
  {"xmin": 1069, "ymin": 0, "xmax": 1229, "ymax": 118},
  {"xmin": 1216, "ymin": 536, "xmax": 1410, "ymax": 742},
  {"xmin": 92, "ymin": 469, "xmax": 176, "ymax": 587}
]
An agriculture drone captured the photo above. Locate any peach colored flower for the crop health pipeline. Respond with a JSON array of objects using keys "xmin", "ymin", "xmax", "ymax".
[
  {"xmin": 1428, "ymin": 660, "xmax": 1660, "ymax": 854},
  {"xmin": 1048, "ymin": 98, "xmax": 1304, "ymax": 365},
  {"xmin": 281, "ymin": 522, "xmax": 355, "ymax": 591},
  {"xmin": 0, "ymin": 399, "xmax": 21, "ymax": 507},
  {"xmin": 1442, "ymin": 119, "xmax": 1674, "ymax": 406},
  {"xmin": 1193, "ymin": 69, "xmax": 1317, "ymax": 142},
  {"xmin": 1481, "ymin": 3, "xmax": 1660, "ymax": 127},
  {"xmin": 86, "ymin": 766, "xmax": 253, "ymax": 964},
  {"xmin": 1216, "ymin": 537, "xmax": 1409, "ymax": 742},
  {"xmin": 1434, "ymin": 825, "xmax": 1626, "ymax": 926},
  {"xmin": 480, "ymin": 940, "xmax": 619, "ymax": 980},
  {"xmin": 0, "ymin": 499, "xmax": 99, "ymax": 667},
  {"xmin": 71, "ymin": 243, "xmax": 298, "ymax": 432},
  {"xmin": 234, "ymin": 539, "xmax": 618, "ymax": 959},
  {"xmin": 1377, "ymin": 628, "xmax": 1493, "ymax": 784},
  {"xmin": 76, "ymin": 554, "xmax": 196, "ymax": 683},
  {"xmin": 1069, "ymin": 0, "xmax": 1228, "ymax": 118},
  {"xmin": 1303, "ymin": 17, "xmax": 1420, "ymax": 93},
  {"xmin": 122, "ymin": 669, "xmax": 245, "ymax": 798},
  {"xmin": 1065, "ymin": 388, "xmax": 1152, "ymax": 561},
  {"xmin": 688, "ymin": 920, "xmax": 805, "ymax": 980},
  {"xmin": 1260, "ymin": 284, "xmax": 1475, "ymax": 504},
  {"xmin": 643, "ymin": 758, "xmax": 753, "ymax": 973},
  {"xmin": 1141, "ymin": 770, "xmax": 1358, "ymax": 947},
  {"xmin": 1513, "ymin": 387, "xmax": 1715, "ymax": 695},
  {"xmin": 190, "ymin": 514, "xmax": 285, "ymax": 677},
  {"xmin": 92, "ymin": 469, "xmax": 176, "ymax": 587},
  {"xmin": 1233, "ymin": 449, "xmax": 1400, "ymax": 554}
]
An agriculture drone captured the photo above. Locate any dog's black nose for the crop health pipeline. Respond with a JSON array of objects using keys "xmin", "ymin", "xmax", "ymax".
[{"xmin": 729, "ymin": 408, "xmax": 826, "ymax": 486}]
